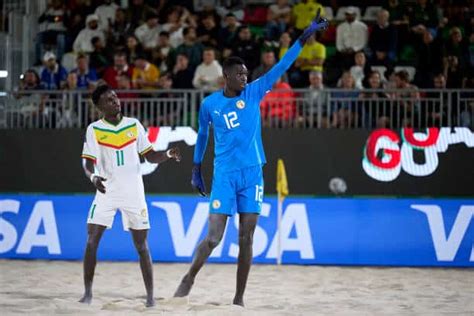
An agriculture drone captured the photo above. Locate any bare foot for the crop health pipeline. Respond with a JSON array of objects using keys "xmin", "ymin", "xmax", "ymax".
[
  {"xmin": 174, "ymin": 274, "xmax": 194, "ymax": 297},
  {"xmin": 232, "ymin": 297, "xmax": 244, "ymax": 307},
  {"xmin": 146, "ymin": 297, "xmax": 156, "ymax": 307},
  {"xmin": 79, "ymin": 293, "xmax": 92, "ymax": 304}
]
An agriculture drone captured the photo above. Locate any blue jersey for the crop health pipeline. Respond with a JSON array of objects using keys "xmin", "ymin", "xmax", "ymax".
[{"xmin": 193, "ymin": 41, "xmax": 303, "ymax": 173}]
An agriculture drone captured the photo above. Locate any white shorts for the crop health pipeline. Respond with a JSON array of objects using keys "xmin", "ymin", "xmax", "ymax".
[{"xmin": 86, "ymin": 202, "xmax": 150, "ymax": 231}]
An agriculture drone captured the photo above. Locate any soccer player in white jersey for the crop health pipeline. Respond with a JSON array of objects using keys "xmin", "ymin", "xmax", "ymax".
[{"xmin": 79, "ymin": 85, "xmax": 181, "ymax": 307}]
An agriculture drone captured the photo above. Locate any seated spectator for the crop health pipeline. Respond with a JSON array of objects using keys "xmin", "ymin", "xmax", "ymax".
[
  {"xmin": 172, "ymin": 53, "xmax": 194, "ymax": 89},
  {"xmin": 151, "ymin": 31, "xmax": 174, "ymax": 73},
  {"xmin": 369, "ymin": 9, "xmax": 397, "ymax": 65},
  {"xmin": 232, "ymin": 25, "xmax": 260, "ymax": 72},
  {"xmin": 265, "ymin": 0, "xmax": 291, "ymax": 41},
  {"xmin": 384, "ymin": 0, "xmax": 408, "ymax": 25},
  {"xmin": 73, "ymin": 14, "xmax": 105, "ymax": 53},
  {"xmin": 424, "ymin": 73, "xmax": 448, "ymax": 127},
  {"xmin": 408, "ymin": 0, "xmax": 439, "ymax": 38},
  {"xmin": 260, "ymin": 77, "xmax": 296, "ymax": 127},
  {"xmin": 40, "ymin": 52, "xmax": 68, "ymax": 90},
  {"xmin": 278, "ymin": 32, "xmax": 292, "ymax": 60},
  {"xmin": 95, "ymin": 0, "xmax": 119, "ymax": 31},
  {"xmin": 444, "ymin": 27, "xmax": 470, "ymax": 69},
  {"xmin": 292, "ymin": 34, "xmax": 326, "ymax": 87},
  {"xmin": 336, "ymin": 7, "xmax": 368, "ymax": 69},
  {"xmin": 125, "ymin": 35, "xmax": 145, "ymax": 65},
  {"xmin": 197, "ymin": 14, "xmax": 219, "ymax": 48},
  {"xmin": 126, "ymin": 0, "xmax": 157, "ymax": 29},
  {"xmin": 174, "ymin": 27, "xmax": 204, "ymax": 70},
  {"xmin": 218, "ymin": 13, "xmax": 240, "ymax": 51},
  {"xmin": 103, "ymin": 51, "xmax": 134, "ymax": 88},
  {"xmin": 391, "ymin": 70, "xmax": 420, "ymax": 127},
  {"xmin": 292, "ymin": 0, "xmax": 325, "ymax": 36},
  {"xmin": 192, "ymin": 48, "xmax": 223, "ymax": 92},
  {"xmin": 15, "ymin": 69, "xmax": 46, "ymax": 128},
  {"xmin": 304, "ymin": 71, "xmax": 329, "ymax": 128},
  {"xmin": 70, "ymin": 54, "xmax": 98, "ymax": 90},
  {"xmin": 162, "ymin": 6, "xmax": 191, "ymax": 48},
  {"xmin": 134, "ymin": 13, "xmax": 162, "ymax": 51},
  {"xmin": 89, "ymin": 36, "xmax": 112, "ymax": 77},
  {"xmin": 108, "ymin": 8, "xmax": 133, "ymax": 48},
  {"xmin": 331, "ymin": 71, "xmax": 360, "ymax": 128},
  {"xmin": 116, "ymin": 74, "xmax": 138, "ymax": 116},
  {"xmin": 360, "ymin": 71, "xmax": 391, "ymax": 128},
  {"xmin": 414, "ymin": 29, "xmax": 443, "ymax": 87},
  {"xmin": 132, "ymin": 54, "xmax": 160, "ymax": 89},
  {"xmin": 252, "ymin": 51, "xmax": 286, "ymax": 83},
  {"xmin": 36, "ymin": 0, "xmax": 67, "ymax": 64},
  {"xmin": 349, "ymin": 51, "xmax": 370, "ymax": 89},
  {"xmin": 444, "ymin": 55, "xmax": 464, "ymax": 88}
]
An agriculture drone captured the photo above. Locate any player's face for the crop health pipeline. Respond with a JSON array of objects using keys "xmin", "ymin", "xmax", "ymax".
[
  {"xmin": 226, "ymin": 64, "xmax": 248, "ymax": 92},
  {"xmin": 99, "ymin": 90, "xmax": 121, "ymax": 116}
]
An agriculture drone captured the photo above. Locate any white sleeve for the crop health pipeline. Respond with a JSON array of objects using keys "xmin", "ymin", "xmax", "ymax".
[
  {"xmin": 137, "ymin": 121, "xmax": 153, "ymax": 155},
  {"xmin": 336, "ymin": 24, "xmax": 344, "ymax": 51},
  {"xmin": 81, "ymin": 125, "xmax": 99, "ymax": 162},
  {"xmin": 192, "ymin": 65, "xmax": 202, "ymax": 88},
  {"xmin": 73, "ymin": 31, "xmax": 84, "ymax": 52}
]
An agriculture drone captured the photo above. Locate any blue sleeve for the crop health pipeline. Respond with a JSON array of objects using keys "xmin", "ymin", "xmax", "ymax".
[
  {"xmin": 60, "ymin": 67, "xmax": 68, "ymax": 81},
  {"xmin": 193, "ymin": 100, "xmax": 211, "ymax": 164},
  {"xmin": 89, "ymin": 68, "xmax": 98, "ymax": 81},
  {"xmin": 250, "ymin": 41, "xmax": 303, "ymax": 98}
]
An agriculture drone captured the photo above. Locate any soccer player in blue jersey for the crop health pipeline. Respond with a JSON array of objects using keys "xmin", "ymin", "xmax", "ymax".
[{"xmin": 174, "ymin": 12, "xmax": 328, "ymax": 306}]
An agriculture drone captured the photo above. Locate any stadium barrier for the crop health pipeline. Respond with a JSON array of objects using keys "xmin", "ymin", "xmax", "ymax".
[
  {"xmin": 1, "ymin": 89, "xmax": 473, "ymax": 129},
  {"xmin": 0, "ymin": 194, "xmax": 472, "ymax": 267}
]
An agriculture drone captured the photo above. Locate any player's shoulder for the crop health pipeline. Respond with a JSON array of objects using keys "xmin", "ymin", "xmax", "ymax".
[{"xmin": 201, "ymin": 90, "xmax": 224, "ymax": 108}]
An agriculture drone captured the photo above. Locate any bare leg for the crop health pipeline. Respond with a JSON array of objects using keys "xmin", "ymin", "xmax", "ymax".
[
  {"xmin": 174, "ymin": 214, "xmax": 228, "ymax": 297},
  {"xmin": 233, "ymin": 213, "xmax": 258, "ymax": 307},
  {"xmin": 79, "ymin": 224, "xmax": 106, "ymax": 304},
  {"xmin": 130, "ymin": 229, "xmax": 155, "ymax": 307}
]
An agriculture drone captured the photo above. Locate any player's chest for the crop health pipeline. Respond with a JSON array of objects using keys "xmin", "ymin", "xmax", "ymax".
[{"xmin": 210, "ymin": 98, "xmax": 257, "ymax": 131}]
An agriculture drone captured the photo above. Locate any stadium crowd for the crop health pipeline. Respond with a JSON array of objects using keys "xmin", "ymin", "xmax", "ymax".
[{"xmin": 15, "ymin": 0, "xmax": 474, "ymax": 128}]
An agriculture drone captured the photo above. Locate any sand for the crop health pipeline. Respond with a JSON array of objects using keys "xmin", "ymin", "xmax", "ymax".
[{"xmin": 0, "ymin": 260, "xmax": 472, "ymax": 315}]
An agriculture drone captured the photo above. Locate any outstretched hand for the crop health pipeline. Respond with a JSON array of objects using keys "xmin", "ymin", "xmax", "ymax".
[
  {"xmin": 168, "ymin": 147, "xmax": 182, "ymax": 162},
  {"xmin": 299, "ymin": 8, "xmax": 329, "ymax": 44},
  {"xmin": 191, "ymin": 164, "xmax": 206, "ymax": 197}
]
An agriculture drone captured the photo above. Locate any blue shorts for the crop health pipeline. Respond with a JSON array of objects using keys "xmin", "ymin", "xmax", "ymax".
[{"xmin": 209, "ymin": 165, "xmax": 264, "ymax": 216}]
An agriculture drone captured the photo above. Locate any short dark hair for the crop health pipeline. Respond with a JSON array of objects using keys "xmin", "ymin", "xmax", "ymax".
[
  {"xmin": 395, "ymin": 70, "xmax": 409, "ymax": 82},
  {"xmin": 92, "ymin": 84, "xmax": 111, "ymax": 106},
  {"xmin": 183, "ymin": 26, "xmax": 195, "ymax": 37},
  {"xmin": 159, "ymin": 31, "xmax": 170, "ymax": 37},
  {"xmin": 223, "ymin": 56, "xmax": 245, "ymax": 74}
]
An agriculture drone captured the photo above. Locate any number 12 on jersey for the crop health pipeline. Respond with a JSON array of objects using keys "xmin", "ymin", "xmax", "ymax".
[
  {"xmin": 223, "ymin": 112, "xmax": 240, "ymax": 129},
  {"xmin": 116, "ymin": 150, "xmax": 124, "ymax": 166}
]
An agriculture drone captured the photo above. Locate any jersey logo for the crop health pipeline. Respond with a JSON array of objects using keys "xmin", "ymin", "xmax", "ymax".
[
  {"xmin": 93, "ymin": 123, "xmax": 138, "ymax": 149},
  {"xmin": 212, "ymin": 200, "xmax": 221, "ymax": 209},
  {"xmin": 236, "ymin": 100, "xmax": 245, "ymax": 109},
  {"xmin": 213, "ymin": 110, "xmax": 221, "ymax": 116},
  {"xmin": 141, "ymin": 208, "xmax": 148, "ymax": 217}
]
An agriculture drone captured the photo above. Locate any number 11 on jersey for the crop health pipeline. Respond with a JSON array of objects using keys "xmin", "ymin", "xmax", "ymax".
[{"xmin": 116, "ymin": 150, "xmax": 124, "ymax": 166}]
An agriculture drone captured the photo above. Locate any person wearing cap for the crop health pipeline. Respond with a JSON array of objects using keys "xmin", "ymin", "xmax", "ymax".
[
  {"xmin": 73, "ymin": 14, "xmax": 106, "ymax": 53},
  {"xmin": 134, "ymin": 12, "xmax": 162, "ymax": 51},
  {"xmin": 336, "ymin": 6, "xmax": 368, "ymax": 69},
  {"xmin": 132, "ymin": 54, "xmax": 160, "ymax": 89},
  {"xmin": 40, "ymin": 52, "xmax": 68, "ymax": 90}
]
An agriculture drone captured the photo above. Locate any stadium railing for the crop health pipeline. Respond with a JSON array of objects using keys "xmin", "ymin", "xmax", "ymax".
[{"xmin": 0, "ymin": 89, "xmax": 472, "ymax": 129}]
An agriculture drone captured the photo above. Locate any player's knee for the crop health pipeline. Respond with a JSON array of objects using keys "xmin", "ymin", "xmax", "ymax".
[
  {"xmin": 134, "ymin": 241, "xmax": 149, "ymax": 254},
  {"xmin": 206, "ymin": 236, "xmax": 222, "ymax": 249},
  {"xmin": 238, "ymin": 233, "xmax": 253, "ymax": 247},
  {"xmin": 86, "ymin": 237, "xmax": 100, "ymax": 251}
]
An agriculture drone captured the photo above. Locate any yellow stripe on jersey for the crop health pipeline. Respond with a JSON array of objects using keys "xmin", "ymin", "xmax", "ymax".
[
  {"xmin": 81, "ymin": 154, "xmax": 97, "ymax": 161},
  {"xmin": 140, "ymin": 145, "xmax": 153, "ymax": 156},
  {"xmin": 93, "ymin": 123, "xmax": 138, "ymax": 149}
]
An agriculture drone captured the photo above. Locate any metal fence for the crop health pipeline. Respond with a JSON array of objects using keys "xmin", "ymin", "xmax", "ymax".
[{"xmin": 0, "ymin": 89, "xmax": 473, "ymax": 129}]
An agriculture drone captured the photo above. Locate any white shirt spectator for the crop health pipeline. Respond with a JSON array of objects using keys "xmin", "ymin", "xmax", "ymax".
[
  {"xmin": 336, "ymin": 20, "xmax": 368, "ymax": 52},
  {"xmin": 192, "ymin": 60, "xmax": 223, "ymax": 92},
  {"xmin": 135, "ymin": 23, "xmax": 162, "ymax": 50},
  {"xmin": 73, "ymin": 15, "xmax": 105, "ymax": 53},
  {"xmin": 95, "ymin": 1, "xmax": 119, "ymax": 30},
  {"xmin": 350, "ymin": 65, "xmax": 364, "ymax": 89}
]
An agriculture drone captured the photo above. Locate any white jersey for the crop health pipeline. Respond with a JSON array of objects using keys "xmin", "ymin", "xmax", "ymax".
[{"xmin": 81, "ymin": 116, "xmax": 152, "ymax": 208}]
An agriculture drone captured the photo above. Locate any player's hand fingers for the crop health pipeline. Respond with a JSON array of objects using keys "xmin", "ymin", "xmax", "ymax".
[
  {"xmin": 97, "ymin": 184, "xmax": 106, "ymax": 194},
  {"xmin": 98, "ymin": 177, "xmax": 107, "ymax": 182},
  {"xmin": 198, "ymin": 188, "xmax": 206, "ymax": 197},
  {"xmin": 315, "ymin": 8, "xmax": 321, "ymax": 22}
]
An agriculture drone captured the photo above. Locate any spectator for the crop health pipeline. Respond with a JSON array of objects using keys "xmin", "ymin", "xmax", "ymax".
[
  {"xmin": 349, "ymin": 51, "xmax": 370, "ymax": 89},
  {"xmin": 174, "ymin": 27, "xmax": 204, "ymax": 70},
  {"xmin": 331, "ymin": 71, "xmax": 360, "ymax": 128},
  {"xmin": 116, "ymin": 74, "xmax": 137, "ymax": 98},
  {"xmin": 232, "ymin": 25, "xmax": 260, "ymax": 72},
  {"xmin": 292, "ymin": 34, "xmax": 326, "ymax": 87},
  {"xmin": 414, "ymin": 29, "xmax": 443, "ymax": 87},
  {"xmin": 292, "ymin": 0, "xmax": 325, "ymax": 36},
  {"xmin": 444, "ymin": 55, "xmax": 464, "ymax": 88},
  {"xmin": 265, "ymin": 0, "xmax": 292, "ymax": 41},
  {"xmin": 134, "ymin": 13, "xmax": 162, "ymax": 51},
  {"xmin": 95, "ymin": 0, "xmax": 119, "ymax": 31},
  {"xmin": 197, "ymin": 14, "xmax": 219, "ymax": 48},
  {"xmin": 383, "ymin": 0, "xmax": 408, "ymax": 25},
  {"xmin": 444, "ymin": 27, "xmax": 470, "ymax": 69},
  {"xmin": 89, "ymin": 36, "xmax": 112, "ymax": 77},
  {"xmin": 252, "ymin": 50, "xmax": 288, "ymax": 83},
  {"xmin": 304, "ymin": 71, "xmax": 329, "ymax": 128},
  {"xmin": 15, "ymin": 69, "xmax": 46, "ymax": 128},
  {"xmin": 218, "ymin": 13, "xmax": 240, "ymax": 50},
  {"xmin": 126, "ymin": 0, "xmax": 157, "ymax": 29},
  {"xmin": 151, "ymin": 31, "xmax": 174, "ymax": 73},
  {"xmin": 73, "ymin": 14, "xmax": 105, "ymax": 53},
  {"xmin": 103, "ymin": 51, "xmax": 134, "ymax": 88},
  {"xmin": 278, "ymin": 32, "xmax": 292, "ymax": 60},
  {"xmin": 408, "ymin": 0, "xmax": 439, "ymax": 37},
  {"xmin": 424, "ymin": 73, "xmax": 448, "ymax": 127},
  {"xmin": 260, "ymin": 77, "xmax": 296, "ymax": 126},
  {"xmin": 360, "ymin": 71, "xmax": 391, "ymax": 128},
  {"xmin": 369, "ymin": 9, "xmax": 397, "ymax": 65},
  {"xmin": 36, "ymin": 0, "xmax": 67, "ymax": 64},
  {"xmin": 108, "ymin": 8, "xmax": 133, "ymax": 48},
  {"xmin": 192, "ymin": 48, "xmax": 223, "ymax": 92},
  {"xmin": 336, "ymin": 6, "xmax": 368, "ymax": 69},
  {"xmin": 40, "ymin": 52, "xmax": 68, "ymax": 90},
  {"xmin": 70, "ymin": 54, "xmax": 98, "ymax": 90},
  {"xmin": 125, "ymin": 35, "xmax": 145, "ymax": 65},
  {"xmin": 162, "ymin": 6, "xmax": 190, "ymax": 48},
  {"xmin": 132, "ymin": 55, "xmax": 160, "ymax": 89},
  {"xmin": 171, "ymin": 53, "xmax": 194, "ymax": 89},
  {"xmin": 392, "ymin": 70, "xmax": 420, "ymax": 127}
]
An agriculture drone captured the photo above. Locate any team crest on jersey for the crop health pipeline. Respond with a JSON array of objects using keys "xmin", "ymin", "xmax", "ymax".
[
  {"xmin": 141, "ymin": 208, "xmax": 147, "ymax": 217},
  {"xmin": 212, "ymin": 200, "xmax": 221, "ymax": 209},
  {"xmin": 236, "ymin": 100, "xmax": 245, "ymax": 109},
  {"xmin": 127, "ymin": 131, "xmax": 135, "ymax": 138}
]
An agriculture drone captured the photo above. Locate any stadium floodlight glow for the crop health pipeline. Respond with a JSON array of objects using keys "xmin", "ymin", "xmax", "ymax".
[{"xmin": 0, "ymin": 70, "xmax": 7, "ymax": 78}]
